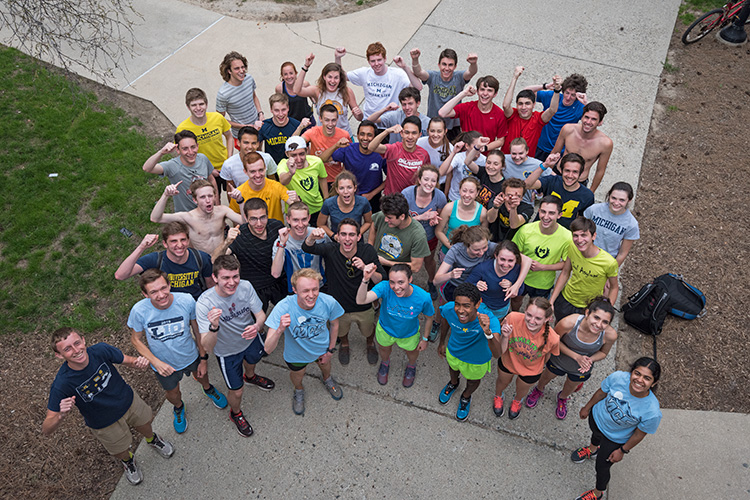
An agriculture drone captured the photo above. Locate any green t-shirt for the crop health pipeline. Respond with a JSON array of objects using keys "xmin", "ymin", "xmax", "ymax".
[
  {"xmin": 512, "ymin": 222, "xmax": 572, "ymax": 290},
  {"xmin": 277, "ymin": 156, "xmax": 327, "ymax": 213},
  {"xmin": 562, "ymin": 241, "xmax": 619, "ymax": 308},
  {"xmin": 372, "ymin": 212, "xmax": 430, "ymax": 263}
]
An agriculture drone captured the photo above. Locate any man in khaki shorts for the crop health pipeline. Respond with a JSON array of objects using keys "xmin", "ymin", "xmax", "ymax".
[{"xmin": 42, "ymin": 328, "xmax": 174, "ymax": 485}]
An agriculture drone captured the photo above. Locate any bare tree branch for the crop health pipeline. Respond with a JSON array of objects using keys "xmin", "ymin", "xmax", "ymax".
[{"xmin": 0, "ymin": 0, "xmax": 141, "ymax": 84}]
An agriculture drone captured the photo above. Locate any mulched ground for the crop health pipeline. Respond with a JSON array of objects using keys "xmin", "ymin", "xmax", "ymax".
[{"xmin": 4, "ymin": 14, "xmax": 749, "ymax": 500}]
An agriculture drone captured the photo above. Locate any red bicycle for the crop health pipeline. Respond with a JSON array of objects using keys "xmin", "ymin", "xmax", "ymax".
[{"xmin": 682, "ymin": 0, "xmax": 750, "ymax": 44}]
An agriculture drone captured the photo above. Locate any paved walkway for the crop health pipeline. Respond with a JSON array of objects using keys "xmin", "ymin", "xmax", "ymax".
[{"xmin": 7, "ymin": 0, "xmax": 749, "ymax": 497}]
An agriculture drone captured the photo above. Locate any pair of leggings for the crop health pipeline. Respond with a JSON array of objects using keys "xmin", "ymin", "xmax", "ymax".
[{"xmin": 588, "ymin": 413, "xmax": 626, "ymax": 491}]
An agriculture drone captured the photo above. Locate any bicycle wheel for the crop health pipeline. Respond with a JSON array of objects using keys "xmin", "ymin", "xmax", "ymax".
[{"xmin": 682, "ymin": 9, "xmax": 725, "ymax": 44}]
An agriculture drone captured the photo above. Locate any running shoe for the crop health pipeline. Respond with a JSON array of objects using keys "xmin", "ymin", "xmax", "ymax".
[
  {"xmin": 525, "ymin": 386, "xmax": 544, "ymax": 408},
  {"xmin": 203, "ymin": 384, "xmax": 228, "ymax": 409},
  {"xmin": 148, "ymin": 433, "xmax": 174, "ymax": 459},
  {"xmin": 122, "ymin": 457, "xmax": 143, "ymax": 485},
  {"xmin": 173, "ymin": 404, "xmax": 187, "ymax": 434},
  {"xmin": 293, "ymin": 389, "xmax": 305, "ymax": 415},
  {"xmin": 575, "ymin": 489, "xmax": 602, "ymax": 500},
  {"xmin": 556, "ymin": 392, "xmax": 569, "ymax": 419},
  {"xmin": 366, "ymin": 344, "xmax": 379, "ymax": 365},
  {"xmin": 402, "ymin": 365, "xmax": 416, "ymax": 388},
  {"xmin": 338, "ymin": 345, "xmax": 351, "ymax": 365},
  {"xmin": 229, "ymin": 410, "xmax": 253, "ymax": 437},
  {"xmin": 493, "ymin": 395, "xmax": 505, "ymax": 417},
  {"xmin": 244, "ymin": 373, "xmax": 275, "ymax": 391},
  {"xmin": 377, "ymin": 362, "xmax": 390, "ymax": 385},
  {"xmin": 439, "ymin": 381, "xmax": 458, "ymax": 404},
  {"xmin": 428, "ymin": 321, "xmax": 441, "ymax": 342},
  {"xmin": 509, "ymin": 399, "xmax": 522, "ymax": 420},
  {"xmin": 456, "ymin": 396, "xmax": 471, "ymax": 421},
  {"xmin": 323, "ymin": 376, "xmax": 343, "ymax": 400},
  {"xmin": 571, "ymin": 446, "xmax": 598, "ymax": 463}
]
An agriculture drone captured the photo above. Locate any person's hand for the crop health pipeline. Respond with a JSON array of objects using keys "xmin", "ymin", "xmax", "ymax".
[
  {"xmin": 336, "ymin": 137, "xmax": 350, "ymax": 148},
  {"xmin": 479, "ymin": 136, "xmax": 491, "ymax": 147},
  {"xmin": 513, "ymin": 66, "xmax": 524, "ymax": 78},
  {"xmin": 552, "ymin": 74, "xmax": 563, "ymax": 91},
  {"xmin": 543, "ymin": 152, "xmax": 561, "ymax": 170},
  {"xmin": 164, "ymin": 181, "xmax": 182, "ymax": 197},
  {"xmin": 493, "ymin": 193, "xmax": 504, "ymax": 208},
  {"xmin": 286, "ymin": 155, "xmax": 298, "ymax": 172},
  {"xmin": 576, "ymin": 354, "xmax": 593, "ymax": 373},
  {"xmin": 393, "ymin": 55, "xmax": 406, "ymax": 68},
  {"xmin": 133, "ymin": 356, "xmax": 150, "ymax": 370},
  {"xmin": 253, "ymin": 119, "xmax": 264, "ymax": 129},
  {"xmin": 466, "ymin": 53, "xmax": 478, "ymax": 65},
  {"xmin": 196, "ymin": 359, "xmax": 207, "ymax": 378},
  {"xmin": 305, "ymin": 52, "xmax": 316, "ymax": 67},
  {"xmin": 208, "ymin": 307, "xmax": 223, "ymax": 328},
  {"xmin": 506, "ymin": 194, "xmax": 521, "ymax": 209},
  {"xmin": 139, "ymin": 234, "xmax": 159, "ymax": 249},
  {"xmin": 463, "ymin": 85, "xmax": 477, "ymax": 97},
  {"xmin": 154, "ymin": 359, "xmax": 176, "ymax": 377},
  {"xmin": 530, "ymin": 260, "xmax": 544, "ymax": 272},
  {"xmin": 362, "ymin": 263, "xmax": 377, "ymax": 281},
  {"xmin": 311, "ymin": 227, "xmax": 327, "ymax": 240},
  {"xmin": 409, "ymin": 47, "xmax": 421, "ymax": 62},
  {"xmin": 417, "ymin": 339, "xmax": 428, "ymax": 352},
  {"xmin": 478, "ymin": 313, "xmax": 490, "ymax": 332},
  {"xmin": 279, "ymin": 313, "xmax": 292, "ymax": 330},
  {"xmin": 504, "ymin": 282, "xmax": 520, "ymax": 300},
  {"xmin": 351, "ymin": 257, "xmax": 365, "ymax": 270},
  {"xmin": 241, "ymin": 324, "xmax": 258, "ymax": 340},
  {"xmin": 388, "ymin": 124, "xmax": 403, "ymax": 135},
  {"xmin": 299, "ymin": 117, "xmax": 311, "ymax": 129},
  {"xmin": 501, "ymin": 323, "xmax": 513, "ymax": 338},
  {"xmin": 576, "ymin": 92, "xmax": 588, "ymax": 105},
  {"xmin": 160, "ymin": 142, "xmax": 177, "ymax": 155},
  {"xmin": 579, "ymin": 405, "xmax": 591, "ymax": 419},
  {"xmin": 453, "ymin": 140, "xmax": 466, "ymax": 153},
  {"xmin": 278, "ymin": 227, "xmax": 291, "ymax": 245},
  {"xmin": 228, "ymin": 188, "xmax": 244, "ymax": 201},
  {"xmin": 319, "ymin": 351, "xmax": 333, "ymax": 364},
  {"xmin": 287, "ymin": 190, "xmax": 300, "ymax": 203},
  {"xmin": 59, "ymin": 396, "xmax": 76, "ymax": 413},
  {"xmin": 451, "ymin": 267, "xmax": 466, "ymax": 279},
  {"xmin": 607, "ymin": 448, "xmax": 625, "ymax": 464},
  {"xmin": 385, "ymin": 102, "xmax": 399, "ymax": 112},
  {"xmin": 437, "ymin": 341, "xmax": 446, "ymax": 358},
  {"xmin": 476, "ymin": 280, "xmax": 488, "ymax": 292},
  {"xmin": 334, "ymin": 47, "xmax": 346, "ymax": 59},
  {"xmin": 429, "ymin": 213, "xmax": 442, "ymax": 226},
  {"xmin": 226, "ymin": 225, "xmax": 240, "ymax": 243}
]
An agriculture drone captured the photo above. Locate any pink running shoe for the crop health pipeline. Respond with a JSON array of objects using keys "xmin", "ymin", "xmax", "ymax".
[
  {"xmin": 556, "ymin": 392, "xmax": 569, "ymax": 419},
  {"xmin": 525, "ymin": 386, "xmax": 544, "ymax": 408}
]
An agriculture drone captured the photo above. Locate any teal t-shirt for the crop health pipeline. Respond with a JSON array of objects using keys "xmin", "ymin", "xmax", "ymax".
[
  {"xmin": 441, "ymin": 302, "xmax": 501, "ymax": 364},
  {"xmin": 371, "ymin": 281, "xmax": 434, "ymax": 338}
]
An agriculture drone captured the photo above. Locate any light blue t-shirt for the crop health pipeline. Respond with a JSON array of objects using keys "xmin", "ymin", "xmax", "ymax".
[
  {"xmin": 321, "ymin": 195, "xmax": 372, "ymax": 233},
  {"xmin": 503, "ymin": 154, "xmax": 553, "ymax": 204},
  {"xmin": 441, "ymin": 302, "xmax": 501, "ymax": 365},
  {"xmin": 127, "ymin": 292, "xmax": 198, "ymax": 372},
  {"xmin": 265, "ymin": 293, "xmax": 345, "ymax": 363},
  {"xmin": 371, "ymin": 281, "xmax": 435, "ymax": 338},
  {"xmin": 593, "ymin": 370, "xmax": 662, "ymax": 443},
  {"xmin": 536, "ymin": 90, "xmax": 585, "ymax": 153},
  {"xmin": 379, "ymin": 110, "xmax": 430, "ymax": 143},
  {"xmin": 584, "ymin": 202, "xmax": 640, "ymax": 259}
]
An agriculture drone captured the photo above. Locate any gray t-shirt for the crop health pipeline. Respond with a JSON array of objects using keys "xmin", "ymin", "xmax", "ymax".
[
  {"xmin": 503, "ymin": 154, "xmax": 552, "ymax": 204},
  {"xmin": 583, "ymin": 202, "xmax": 640, "ymax": 258},
  {"xmin": 424, "ymin": 70, "xmax": 467, "ymax": 129},
  {"xmin": 442, "ymin": 241, "xmax": 497, "ymax": 287},
  {"xmin": 216, "ymin": 75, "xmax": 259, "ymax": 138},
  {"xmin": 160, "ymin": 153, "xmax": 214, "ymax": 212},
  {"xmin": 448, "ymin": 152, "xmax": 485, "ymax": 201},
  {"xmin": 196, "ymin": 280, "xmax": 264, "ymax": 357},
  {"xmin": 401, "ymin": 185, "xmax": 447, "ymax": 241},
  {"xmin": 220, "ymin": 151, "xmax": 277, "ymax": 186},
  {"xmin": 379, "ymin": 110, "xmax": 430, "ymax": 143}
]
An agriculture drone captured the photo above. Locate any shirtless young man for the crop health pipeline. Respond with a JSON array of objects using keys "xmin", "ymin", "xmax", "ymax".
[
  {"xmin": 550, "ymin": 102, "xmax": 613, "ymax": 193},
  {"xmin": 150, "ymin": 179, "xmax": 242, "ymax": 254}
]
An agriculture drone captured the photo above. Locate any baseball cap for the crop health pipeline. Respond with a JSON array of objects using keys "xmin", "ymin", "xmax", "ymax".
[{"xmin": 285, "ymin": 136, "xmax": 307, "ymax": 152}]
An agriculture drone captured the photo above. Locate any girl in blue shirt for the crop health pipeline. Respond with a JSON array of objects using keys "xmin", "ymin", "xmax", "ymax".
[{"xmin": 571, "ymin": 357, "xmax": 662, "ymax": 500}]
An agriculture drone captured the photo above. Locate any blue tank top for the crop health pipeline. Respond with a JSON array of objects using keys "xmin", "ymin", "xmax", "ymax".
[{"xmin": 441, "ymin": 202, "xmax": 482, "ymax": 253}]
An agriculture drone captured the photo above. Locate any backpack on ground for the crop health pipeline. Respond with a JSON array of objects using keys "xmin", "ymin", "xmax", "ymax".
[{"xmin": 621, "ymin": 273, "xmax": 706, "ymax": 337}]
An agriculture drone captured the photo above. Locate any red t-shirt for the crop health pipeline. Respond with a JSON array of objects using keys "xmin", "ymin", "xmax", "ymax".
[
  {"xmin": 501, "ymin": 109, "xmax": 546, "ymax": 156},
  {"xmin": 382, "ymin": 143, "xmax": 430, "ymax": 195},
  {"xmin": 500, "ymin": 311, "xmax": 560, "ymax": 377},
  {"xmin": 453, "ymin": 101, "xmax": 508, "ymax": 141},
  {"xmin": 303, "ymin": 126, "xmax": 350, "ymax": 180}
]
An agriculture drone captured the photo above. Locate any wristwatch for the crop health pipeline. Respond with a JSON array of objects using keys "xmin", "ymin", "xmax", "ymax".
[
  {"xmin": 199, "ymin": 353, "xmax": 209, "ymax": 361},
  {"xmin": 209, "ymin": 324, "xmax": 219, "ymax": 332},
  {"xmin": 619, "ymin": 446, "xmax": 629, "ymax": 454},
  {"xmin": 326, "ymin": 347, "xmax": 336, "ymax": 354},
  {"xmin": 421, "ymin": 336, "xmax": 429, "ymax": 342}
]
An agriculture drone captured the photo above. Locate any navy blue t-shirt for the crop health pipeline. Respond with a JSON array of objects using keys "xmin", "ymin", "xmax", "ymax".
[
  {"xmin": 331, "ymin": 144, "xmax": 385, "ymax": 195},
  {"xmin": 467, "ymin": 261, "xmax": 524, "ymax": 310},
  {"xmin": 136, "ymin": 249, "xmax": 212, "ymax": 300},
  {"xmin": 47, "ymin": 343, "xmax": 135, "ymax": 429},
  {"xmin": 259, "ymin": 117, "xmax": 301, "ymax": 163},
  {"xmin": 538, "ymin": 176, "xmax": 594, "ymax": 229}
]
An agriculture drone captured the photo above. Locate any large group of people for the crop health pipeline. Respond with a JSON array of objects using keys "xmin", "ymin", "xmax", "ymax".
[{"xmin": 43, "ymin": 43, "xmax": 660, "ymax": 500}]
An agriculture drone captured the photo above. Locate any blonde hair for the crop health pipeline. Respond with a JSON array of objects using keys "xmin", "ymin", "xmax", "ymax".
[{"xmin": 291, "ymin": 268, "xmax": 323, "ymax": 288}]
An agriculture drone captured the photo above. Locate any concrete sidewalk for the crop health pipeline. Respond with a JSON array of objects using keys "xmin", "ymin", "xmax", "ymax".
[{"xmin": 7, "ymin": 0, "xmax": 749, "ymax": 497}]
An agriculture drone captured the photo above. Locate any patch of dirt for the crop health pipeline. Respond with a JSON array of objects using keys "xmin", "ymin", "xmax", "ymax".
[
  {"xmin": 615, "ymin": 21, "xmax": 750, "ymax": 413},
  {"xmin": 178, "ymin": 0, "xmax": 385, "ymax": 23}
]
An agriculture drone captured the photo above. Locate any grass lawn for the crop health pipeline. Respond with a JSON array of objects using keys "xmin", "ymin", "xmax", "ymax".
[{"xmin": 0, "ymin": 46, "xmax": 168, "ymax": 337}]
